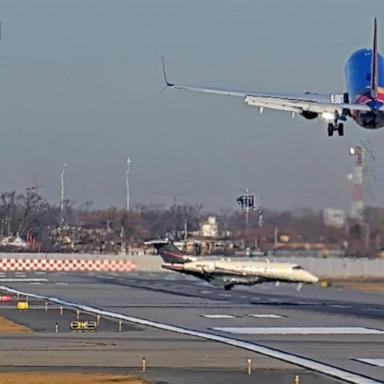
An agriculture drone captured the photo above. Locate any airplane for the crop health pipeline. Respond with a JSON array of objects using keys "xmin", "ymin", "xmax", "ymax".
[
  {"xmin": 162, "ymin": 19, "xmax": 384, "ymax": 137},
  {"xmin": 146, "ymin": 239, "xmax": 319, "ymax": 291}
]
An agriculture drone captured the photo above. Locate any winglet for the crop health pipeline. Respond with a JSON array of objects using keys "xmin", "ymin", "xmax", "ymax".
[
  {"xmin": 371, "ymin": 18, "xmax": 378, "ymax": 99},
  {"xmin": 161, "ymin": 57, "xmax": 174, "ymax": 88}
]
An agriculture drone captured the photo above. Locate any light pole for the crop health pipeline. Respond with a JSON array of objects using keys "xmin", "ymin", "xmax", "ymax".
[
  {"xmin": 237, "ymin": 189, "xmax": 254, "ymax": 248},
  {"xmin": 60, "ymin": 163, "xmax": 67, "ymax": 226},
  {"xmin": 126, "ymin": 158, "xmax": 132, "ymax": 211},
  {"xmin": 349, "ymin": 146, "xmax": 364, "ymax": 221},
  {"xmin": 237, "ymin": 189, "xmax": 254, "ymax": 230}
]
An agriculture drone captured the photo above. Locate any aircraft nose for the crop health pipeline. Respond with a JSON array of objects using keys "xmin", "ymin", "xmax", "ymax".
[
  {"xmin": 302, "ymin": 271, "xmax": 318, "ymax": 283},
  {"xmin": 309, "ymin": 273, "xmax": 319, "ymax": 283}
]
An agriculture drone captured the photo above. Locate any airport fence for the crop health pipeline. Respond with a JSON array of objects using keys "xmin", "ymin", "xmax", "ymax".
[
  {"xmin": 271, "ymin": 256, "xmax": 384, "ymax": 278},
  {"xmin": 0, "ymin": 252, "xmax": 383, "ymax": 277}
]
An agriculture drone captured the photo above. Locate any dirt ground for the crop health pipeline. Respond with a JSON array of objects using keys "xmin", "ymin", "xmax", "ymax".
[
  {"xmin": 340, "ymin": 282, "xmax": 384, "ymax": 293},
  {"xmin": 330, "ymin": 278, "xmax": 384, "ymax": 293},
  {"xmin": 0, "ymin": 315, "xmax": 31, "ymax": 333},
  {"xmin": 0, "ymin": 372, "xmax": 148, "ymax": 384}
]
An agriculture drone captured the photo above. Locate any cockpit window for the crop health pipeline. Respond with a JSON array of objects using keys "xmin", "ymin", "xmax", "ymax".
[{"xmin": 292, "ymin": 265, "xmax": 303, "ymax": 270}]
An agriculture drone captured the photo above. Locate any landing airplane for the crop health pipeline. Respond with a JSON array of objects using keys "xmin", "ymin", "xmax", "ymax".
[
  {"xmin": 146, "ymin": 239, "xmax": 318, "ymax": 291},
  {"xmin": 162, "ymin": 19, "xmax": 384, "ymax": 137}
]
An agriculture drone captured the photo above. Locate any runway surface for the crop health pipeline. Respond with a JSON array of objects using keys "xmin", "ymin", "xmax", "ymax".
[{"xmin": 0, "ymin": 270, "xmax": 383, "ymax": 383}]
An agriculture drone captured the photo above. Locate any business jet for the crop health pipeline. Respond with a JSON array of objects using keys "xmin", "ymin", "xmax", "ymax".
[
  {"xmin": 146, "ymin": 239, "xmax": 318, "ymax": 291},
  {"xmin": 162, "ymin": 19, "xmax": 384, "ymax": 137}
]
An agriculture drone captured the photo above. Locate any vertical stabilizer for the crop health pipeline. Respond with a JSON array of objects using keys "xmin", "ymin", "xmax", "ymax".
[
  {"xmin": 145, "ymin": 239, "xmax": 189, "ymax": 264},
  {"xmin": 371, "ymin": 18, "xmax": 378, "ymax": 99}
]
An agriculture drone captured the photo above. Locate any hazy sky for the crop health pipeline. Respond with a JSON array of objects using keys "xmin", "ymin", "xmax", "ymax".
[{"xmin": 0, "ymin": 0, "xmax": 383, "ymax": 212}]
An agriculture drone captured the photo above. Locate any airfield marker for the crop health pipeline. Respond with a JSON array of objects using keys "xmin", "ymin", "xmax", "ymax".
[{"xmin": 247, "ymin": 358, "xmax": 252, "ymax": 375}]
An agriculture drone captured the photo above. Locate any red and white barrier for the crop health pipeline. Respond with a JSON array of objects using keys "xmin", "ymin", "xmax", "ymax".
[{"xmin": 0, "ymin": 258, "xmax": 135, "ymax": 272}]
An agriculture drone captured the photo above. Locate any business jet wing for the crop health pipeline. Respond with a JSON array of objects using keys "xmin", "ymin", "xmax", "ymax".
[{"xmin": 161, "ymin": 58, "xmax": 371, "ymax": 116}]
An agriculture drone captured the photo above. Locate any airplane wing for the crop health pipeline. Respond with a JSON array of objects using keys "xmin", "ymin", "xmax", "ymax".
[{"xmin": 161, "ymin": 58, "xmax": 372, "ymax": 116}]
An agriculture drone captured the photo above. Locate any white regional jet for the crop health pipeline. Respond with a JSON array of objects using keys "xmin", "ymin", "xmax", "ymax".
[{"xmin": 146, "ymin": 239, "xmax": 318, "ymax": 291}]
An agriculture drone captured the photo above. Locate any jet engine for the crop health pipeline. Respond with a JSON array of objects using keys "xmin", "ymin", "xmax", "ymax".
[{"xmin": 301, "ymin": 111, "xmax": 318, "ymax": 119}]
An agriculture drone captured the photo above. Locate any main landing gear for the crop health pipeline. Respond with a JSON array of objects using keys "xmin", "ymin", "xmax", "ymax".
[
  {"xmin": 327, "ymin": 122, "xmax": 344, "ymax": 137},
  {"xmin": 327, "ymin": 111, "xmax": 347, "ymax": 137}
]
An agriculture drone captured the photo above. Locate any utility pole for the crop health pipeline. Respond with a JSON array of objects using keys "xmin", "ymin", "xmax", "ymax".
[
  {"xmin": 184, "ymin": 219, "xmax": 188, "ymax": 241},
  {"xmin": 349, "ymin": 146, "xmax": 364, "ymax": 222},
  {"xmin": 126, "ymin": 158, "xmax": 132, "ymax": 211},
  {"xmin": 349, "ymin": 146, "xmax": 371, "ymax": 252},
  {"xmin": 60, "ymin": 163, "xmax": 67, "ymax": 226}
]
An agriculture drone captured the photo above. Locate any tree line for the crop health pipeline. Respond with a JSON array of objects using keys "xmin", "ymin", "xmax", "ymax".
[{"xmin": 0, "ymin": 186, "xmax": 383, "ymax": 254}]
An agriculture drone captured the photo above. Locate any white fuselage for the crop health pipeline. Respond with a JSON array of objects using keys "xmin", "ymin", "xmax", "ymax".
[{"xmin": 178, "ymin": 259, "xmax": 318, "ymax": 284}]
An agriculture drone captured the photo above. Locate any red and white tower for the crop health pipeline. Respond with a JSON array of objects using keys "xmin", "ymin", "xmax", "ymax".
[{"xmin": 349, "ymin": 146, "xmax": 364, "ymax": 221}]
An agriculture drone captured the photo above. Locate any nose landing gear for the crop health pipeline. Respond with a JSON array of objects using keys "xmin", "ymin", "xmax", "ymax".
[{"xmin": 224, "ymin": 284, "xmax": 234, "ymax": 291}]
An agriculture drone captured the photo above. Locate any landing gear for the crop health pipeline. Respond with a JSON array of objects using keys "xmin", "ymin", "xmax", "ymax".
[
  {"xmin": 327, "ymin": 122, "xmax": 344, "ymax": 137},
  {"xmin": 296, "ymin": 282, "xmax": 303, "ymax": 292},
  {"xmin": 326, "ymin": 109, "xmax": 347, "ymax": 137},
  {"xmin": 224, "ymin": 284, "xmax": 234, "ymax": 291}
]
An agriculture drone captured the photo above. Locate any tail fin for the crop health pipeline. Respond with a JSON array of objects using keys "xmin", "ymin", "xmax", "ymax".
[
  {"xmin": 145, "ymin": 239, "xmax": 188, "ymax": 264},
  {"xmin": 371, "ymin": 18, "xmax": 378, "ymax": 99}
]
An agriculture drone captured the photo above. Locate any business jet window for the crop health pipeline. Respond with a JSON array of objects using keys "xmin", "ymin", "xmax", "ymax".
[{"xmin": 292, "ymin": 266, "xmax": 303, "ymax": 270}]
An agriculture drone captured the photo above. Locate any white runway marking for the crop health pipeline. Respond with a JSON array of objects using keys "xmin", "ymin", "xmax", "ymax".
[
  {"xmin": 164, "ymin": 276, "xmax": 177, "ymax": 281},
  {"xmin": 97, "ymin": 274, "xmax": 108, "ymax": 279},
  {"xmin": 201, "ymin": 314, "xmax": 236, "ymax": 319},
  {"xmin": 212, "ymin": 327, "xmax": 384, "ymax": 335},
  {"xmin": 357, "ymin": 359, "xmax": 384, "ymax": 367},
  {"xmin": 248, "ymin": 314, "xmax": 284, "ymax": 319},
  {"xmin": 0, "ymin": 278, "xmax": 48, "ymax": 283},
  {"xmin": 1, "ymin": 286, "xmax": 381, "ymax": 384},
  {"xmin": 218, "ymin": 293, "xmax": 232, "ymax": 298}
]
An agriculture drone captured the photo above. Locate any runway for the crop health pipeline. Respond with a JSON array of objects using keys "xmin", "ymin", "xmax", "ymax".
[{"xmin": 0, "ymin": 270, "xmax": 383, "ymax": 383}]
